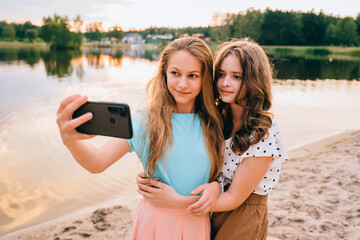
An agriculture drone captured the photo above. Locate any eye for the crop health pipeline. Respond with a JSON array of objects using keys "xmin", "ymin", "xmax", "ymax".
[
  {"xmin": 218, "ymin": 73, "xmax": 225, "ymax": 78},
  {"xmin": 234, "ymin": 75, "xmax": 242, "ymax": 80},
  {"xmin": 189, "ymin": 74, "xmax": 199, "ymax": 78},
  {"xmin": 171, "ymin": 71, "xmax": 179, "ymax": 76}
]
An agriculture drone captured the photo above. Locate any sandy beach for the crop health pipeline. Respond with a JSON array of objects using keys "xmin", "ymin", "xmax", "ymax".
[{"xmin": 1, "ymin": 130, "xmax": 359, "ymax": 240}]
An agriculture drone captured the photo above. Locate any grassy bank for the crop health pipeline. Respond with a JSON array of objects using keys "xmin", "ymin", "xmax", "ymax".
[
  {"xmin": 1, "ymin": 41, "xmax": 360, "ymax": 59},
  {"xmin": 81, "ymin": 42, "xmax": 161, "ymax": 51},
  {"xmin": 262, "ymin": 45, "xmax": 360, "ymax": 59},
  {"xmin": 0, "ymin": 41, "xmax": 47, "ymax": 49}
]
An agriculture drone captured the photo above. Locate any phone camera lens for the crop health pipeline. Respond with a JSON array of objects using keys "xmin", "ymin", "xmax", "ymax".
[{"xmin": 110, "ymin": 117, "xmax": 116, "ymax": 124}]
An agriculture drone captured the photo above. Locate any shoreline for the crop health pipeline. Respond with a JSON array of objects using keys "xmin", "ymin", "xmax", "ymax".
[{"xmin": 2, "ymin": 129, "xmax": 359, "ymax": 239}]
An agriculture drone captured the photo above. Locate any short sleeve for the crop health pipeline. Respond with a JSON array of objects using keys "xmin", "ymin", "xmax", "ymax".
[
  {"xmin": 126, "ymin": 110, "xmax": 147, "ymax": 153},
  {"xmin": 240, "ymin": 122, "xmax": 288, "ymax": 166}
]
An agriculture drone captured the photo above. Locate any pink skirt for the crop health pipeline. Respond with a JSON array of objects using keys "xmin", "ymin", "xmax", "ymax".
[{"xmin": 132, "ymin": 198, "xmax": 210, "ymax": 240}]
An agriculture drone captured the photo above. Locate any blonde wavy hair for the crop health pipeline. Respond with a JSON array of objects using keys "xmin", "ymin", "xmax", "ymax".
[
  {"xmin": 214, "ymin": 38, "xmax": 274, "ymax": 154},
  {"xmin": 143, "ymin": 37, "xmax": 224, "ymax": 182}
]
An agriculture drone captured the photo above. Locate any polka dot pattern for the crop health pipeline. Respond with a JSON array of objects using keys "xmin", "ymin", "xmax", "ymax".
[{"xmin": 217, "ymin": 121, "xmax": 288, "ymax": 195}]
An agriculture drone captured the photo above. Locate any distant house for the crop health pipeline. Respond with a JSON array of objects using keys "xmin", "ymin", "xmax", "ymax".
[
  {"xmin": 122, "ymin": 33, "xmax": 145, "ymax": 44},
  {"xmin": 146, "ymin": 34, "xmax": 173, "ymax": 44},
  {"xmin": 110, "ymin": 37, "xmax": 118, "ymax": 43},
  {"xmin": 100, "ymin": 37, "xmax": 111, "ymax": 45}
]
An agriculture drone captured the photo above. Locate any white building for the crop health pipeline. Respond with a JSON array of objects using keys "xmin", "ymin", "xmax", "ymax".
[{"xmin": 122, "ymin": 33, "xmax": 145, "ymax": 44}]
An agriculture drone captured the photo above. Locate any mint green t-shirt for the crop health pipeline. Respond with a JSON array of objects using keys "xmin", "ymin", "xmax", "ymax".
[{"xmin": 126, "ymin": 111, "xmax": 211, "ymax": 196}]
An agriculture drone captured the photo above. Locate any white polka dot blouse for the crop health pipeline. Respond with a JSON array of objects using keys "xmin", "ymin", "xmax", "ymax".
[{"xmin": 217, "ymin": 121, "xmax": 288, "ymax": 195}]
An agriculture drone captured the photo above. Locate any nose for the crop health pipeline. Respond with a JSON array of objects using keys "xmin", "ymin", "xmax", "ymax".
[
  {"xmin": 222, "ymin": 75, "xmax": 231, "ymax": 87},
  {"xmin": 178, "ymin": 76, "xmax": 189, "ymax": 89}
]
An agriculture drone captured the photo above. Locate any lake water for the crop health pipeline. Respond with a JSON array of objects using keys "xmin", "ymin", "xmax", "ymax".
[{"xmin": 0, "ymin": 46, "xmax": 360, "ymax": 235}]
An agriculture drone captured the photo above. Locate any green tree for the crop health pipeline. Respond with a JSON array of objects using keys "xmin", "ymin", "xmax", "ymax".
[
  {"xmin": 2, "ymin": 24, "xmax": 16, "ymax": 39},
  {"xmin": 106, "ymin": 24, "xmax": 123, "ymax": 41},
  {"xmin": 355, "ymin": 13, "xmax": 360, "ymax": 35},
  {"xmin": 25, "ymin": 29, "xmax": 38, "ymax": 42},
  {"xmin": 324, "ymin": 23, "xmax": 337, "ymax": 45},
  {"xmin": 0, "ymin": 21, "xmax": 6, "ymax": 38},
  {"xmin": 261, "ymin": 9, "xmax": 303, "ymax": 45},
  {"xmin": 210, "ymin": 12, "xmax": 234, "ymax": 42},
  {"xmin": 70, "ymin": 15, "xmax": 84, "ymax": 49},
  {"xmin": 41, "ymin": 14, "xmax": 82, "ymax": 49},
  {"xmin": 13, "ymin": 21, "xmax": 38, "ymax": 40},
  {"xmin": 241, "ymin": 9, "xmax": 263, "ymax": 41},
  {"xmin": 325, "ymin": 17, "xmax": 358, "ymax": 46},
  {"xmin": 335, "ymin": 17, "xmax": 358, "ymax": 46},
  {"xmin": 301, "ymin": 11, "xmax": 328, "ymax": 45},
  {"xmin": 84, "ymin": 22, "xmax": 104, "ymax": 41},
  {"xmin": 232, "ymin": 8, "xmax": 264, "ymax": 41}
]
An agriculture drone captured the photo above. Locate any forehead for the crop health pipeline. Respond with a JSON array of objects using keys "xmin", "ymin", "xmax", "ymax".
[
  {"xmin": 220, "ymin": 54, "xmax": 242, "ymax": 72},
  {"xmin": 167, "ymin": 50, "xmax": 202, "ymax": 72}
]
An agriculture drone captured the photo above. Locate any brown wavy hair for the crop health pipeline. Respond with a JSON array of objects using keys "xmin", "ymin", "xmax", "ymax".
[
  {"xmin": 214, "ymin": 38, "xmax": 273, "ymax": 154},
  {"xmin": 143, "ymin": 37, "xmax": 224, "ymax": 182}
]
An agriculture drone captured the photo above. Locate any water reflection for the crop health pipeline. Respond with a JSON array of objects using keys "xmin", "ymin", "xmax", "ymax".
[
  {"xmin": 42, "ymin": 50, "xmax": 82, "ymax": 78},
  {"xmin": 0, "ymin": 47, "xmax": 359, "ymax": 80},
  {"xmin": 0, "ymin": 48, "xmax": 43, "ymax": 67},
  {"xmin": 83, "ymin": 48, "xmax": 124, "ymax": 68},
  {"xmin": 270, "ymin": 54, "xmax": 360, "ymax": 80}
]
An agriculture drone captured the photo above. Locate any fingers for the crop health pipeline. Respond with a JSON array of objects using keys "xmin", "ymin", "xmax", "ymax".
[
  {"xmin": 190, "ymin": 184, "xmax": 205, "ymax": 195},
  {"xmin": 187, "ymin": 195, "xmax": 207, "ymax": 211},
  {"xmin": 57, "ymin": 94, "xmax": 81, "ymax": 114},
  {"xmin": 190, "ymin": 202, "xmax": 210, "ymax": 216},
  {"xmin": 148, "ymin": 180, "xmax": 167, "ymax": 189},
  {"xmin": 63, "ymin": 95, "xmax": 88, "ymax": 120},
  {"xmin": 74, "ymin": 132, "xmax": 97, "ymax": 140},
  {"xmin": 136, "ymin": 172, "xmax": 151, "ymax": 185},
  {"xmin": 188, "ymin": 195, "xmax": 211, "ymax": 215},
  {"xmin": 137, "ymin": 189, "xmax": 153, "ymax": 200},
  {"xmin": 137, "ymin": 183, "xmax": 159, "ymax": 193},
  {"xmin": 56, "ymin": 95, "xmax": 88, "ymax": 127},
  {"xmin": 68, "ymin": 112, "xmax": 93, "ymax": 129}
]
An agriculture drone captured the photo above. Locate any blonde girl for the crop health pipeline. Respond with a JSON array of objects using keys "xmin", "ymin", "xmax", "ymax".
[
  {"xmin": 137, "ymin": 38, "xmax": 288, "ymax": 240},
  {"xmin": 56, "ymin": 37, "xmax": 224, "ymax": 240}
]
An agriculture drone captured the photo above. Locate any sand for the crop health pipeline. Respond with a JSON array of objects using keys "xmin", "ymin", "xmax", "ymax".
[{"xmin": 1, "ymin": 130, "xmax": 359, "ymax": 240}]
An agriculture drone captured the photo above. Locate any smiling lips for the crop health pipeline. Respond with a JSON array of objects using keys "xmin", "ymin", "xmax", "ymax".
[
  {"xmin": 175, "ymin": 89, "xmax": 191, "ymax": 95},
  {"xmin": 220, "ymin": 89, "xmax": 233, "ymax": 95}
]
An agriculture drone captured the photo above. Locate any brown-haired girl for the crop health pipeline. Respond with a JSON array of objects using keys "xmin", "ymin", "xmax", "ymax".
[
  {"xmin": 137, "ymin": 38, "xmax": 288, "ymax": 239},
  {"xmin": 56, "ymin": 37, "xmax": 224, "ymax": 239}
]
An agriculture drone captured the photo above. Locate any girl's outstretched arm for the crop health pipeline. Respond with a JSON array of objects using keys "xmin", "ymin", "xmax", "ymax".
[
  {"xmin": 188, "ymin": 156, "xmax": 272, "ymax": 215},
  {"xmin": 56, "ymin": 94, "xmax": 130, "ymax": 173}
]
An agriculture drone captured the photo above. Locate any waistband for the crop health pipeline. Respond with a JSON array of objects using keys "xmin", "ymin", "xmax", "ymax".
[
  {"xmin": 142, "ymin": 198, "xmax": 193, "ymax": 215},
  {"xmin": 244, "ymin": 193, "xmax": 268, "ymax": 205}
]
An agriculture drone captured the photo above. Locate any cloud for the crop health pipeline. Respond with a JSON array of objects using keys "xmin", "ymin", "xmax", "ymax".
[{"xmin": 0, "ymin": 0, "xmax": 134, "ymax": 25}]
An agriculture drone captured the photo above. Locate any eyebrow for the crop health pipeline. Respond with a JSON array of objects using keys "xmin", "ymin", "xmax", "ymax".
[
  {"xmin": 219, "ymin": 69, "xmax": 242, "ymax": 74},
  {"xmin": 169, "ymin": 67, "xmax": 201, "ymax": 73}
]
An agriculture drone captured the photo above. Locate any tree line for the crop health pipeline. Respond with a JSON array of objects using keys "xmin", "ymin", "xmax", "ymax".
[
  {"xmin": 209, "ymin": 8, "xmax": 360, "ymax": 46},
  {"xmin": 142, "ymin": 8, "xmax": 360, "ymax": 46},
  {"xmin": 0, "ymin": 8, "xmax": 359, "ymax": 49}
]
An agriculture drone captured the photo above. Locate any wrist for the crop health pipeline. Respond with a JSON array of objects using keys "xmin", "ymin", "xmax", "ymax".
[{"xmin": 210, "ymin": 181, "xmax": 220, "ymax": 195}]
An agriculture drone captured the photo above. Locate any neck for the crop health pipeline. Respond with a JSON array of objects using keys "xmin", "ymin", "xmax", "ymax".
[{"xmin": 174, "ymin": 103, "xmax": 195, "ymax": 114}]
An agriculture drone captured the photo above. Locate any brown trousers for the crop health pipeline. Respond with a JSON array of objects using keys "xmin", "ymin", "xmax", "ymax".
[{"xmin": 211, "ymin": 194, "xmax": 268, "ymax": 240}]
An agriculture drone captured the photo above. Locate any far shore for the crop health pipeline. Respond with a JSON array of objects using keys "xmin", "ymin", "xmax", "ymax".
[
  {"xmin": 0, "ymin": 41, "xmax": 359, "ymax": 59},
  {"xmin": 2, "ymin": 129, "xmax": 359, "ymax": 240}
]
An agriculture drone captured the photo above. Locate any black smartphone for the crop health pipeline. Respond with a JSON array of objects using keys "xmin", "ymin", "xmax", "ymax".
[{"xmin": 72, "ymin": 101, "xmax": 133, "ymax": 139}]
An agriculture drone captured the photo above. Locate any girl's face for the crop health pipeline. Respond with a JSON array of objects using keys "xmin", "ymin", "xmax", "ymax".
[
  {"xmin": 166, "ymin": 50, "xmax": 202, "ymax": 113},
  {"xmin": 217, "ymin": 54, "xmax": 244, "ymax": 104}
]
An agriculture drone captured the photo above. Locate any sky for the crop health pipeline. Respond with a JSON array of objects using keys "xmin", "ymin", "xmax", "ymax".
[{"xmin": 0, "ymin": 0, "xmax": 359, "ymax": 31}]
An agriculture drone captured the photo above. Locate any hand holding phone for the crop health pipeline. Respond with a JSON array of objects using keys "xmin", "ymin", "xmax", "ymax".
[{"xmin": 72, "ymin": 101, "xmax": 133, "ymax": 139}]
